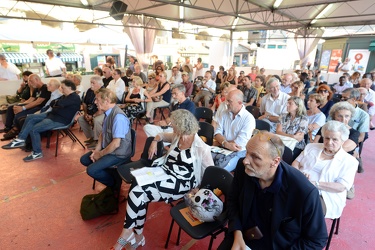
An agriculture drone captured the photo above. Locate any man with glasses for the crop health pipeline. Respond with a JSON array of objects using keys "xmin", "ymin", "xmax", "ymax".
[
  {"xmin": 340, "ymin": 88, "xmax": 369, "ymax": 173},
  {"xmin": 133, "ymin": 64, "xmax": 147, "ymax": 83},
  {"xmin": 280, "ymin": 73, "xmax": 293, "ymax": 94},
  {"xmin": 102, "ymin": 66, "xmax": 113, "ymax": 88},
  {"xmin": 259, "ymin": 77, "xmax": 289, "ymax": 132},
  {"xmin": 143, "ymin": 84, "xmax": 195, "ymax": 137},
  {"xmin": 218, "ymin": 130, "xmax": 327, "ymax": 250}
]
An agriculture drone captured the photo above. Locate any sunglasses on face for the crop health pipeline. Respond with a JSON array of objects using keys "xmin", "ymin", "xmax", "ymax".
[{"xmin": 318, "ymin": 90, "xmax": 328, "ymax": 93}]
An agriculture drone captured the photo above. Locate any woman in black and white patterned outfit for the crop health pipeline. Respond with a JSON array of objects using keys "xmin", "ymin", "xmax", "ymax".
[{"xmin": 112, "ymin": 109, "xmax": 214, "ymax": 250}]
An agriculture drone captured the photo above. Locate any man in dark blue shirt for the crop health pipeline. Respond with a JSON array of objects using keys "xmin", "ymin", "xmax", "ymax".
[
  {"xmin": 218, "ymin": 131, "xmax": 327, "ymax": 250},
  {"xmin": 144, "ymin": 84, "xmax": 195, "ymax": 137},
  {"xmin": 2, "ymin": 80, "xmax": 81, "ymax": 162}
]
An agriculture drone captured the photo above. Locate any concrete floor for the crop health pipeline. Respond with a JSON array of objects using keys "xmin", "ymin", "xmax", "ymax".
[{"xmin": 0, "ymin": 118, "xmax": 374, "ymax": 250}]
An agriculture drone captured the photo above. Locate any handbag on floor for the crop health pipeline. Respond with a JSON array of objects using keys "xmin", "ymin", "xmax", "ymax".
[{"xmin": 80, "ymin": 187, "xmax": 119, "ymax": 220}]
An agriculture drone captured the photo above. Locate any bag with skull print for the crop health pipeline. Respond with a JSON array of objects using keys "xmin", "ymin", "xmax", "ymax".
[{"xmin": 184, "ymin": 188, "xmax": 223, "ymax": 222}]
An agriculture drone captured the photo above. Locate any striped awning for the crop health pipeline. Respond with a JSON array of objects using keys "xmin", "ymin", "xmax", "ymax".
[
  {"xmin": 34, "ymin": 53, "xmax": 83, "ymax": 63},
  {"xmin": 3, "ymin": 53, "xmax": 32, "ymax": 64}
]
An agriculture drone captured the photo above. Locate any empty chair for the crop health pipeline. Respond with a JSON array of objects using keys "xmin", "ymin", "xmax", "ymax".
[
  {"xmin": 255, "ymin": 119, "xmax": 271, "ymax": 131},
  {"xmin": 47, "ymin": 111, "xmax": 85, "ymax": 157},
  {"xmin": 245, "ymin": 105, "xmax": 260, "ymax": 119},
  {"xmin": 165, "ymin": 166, "xmax": 233, "ymax": 250},
  {"xmin": 198, "ymin": 121, "xmax": 214, "ymax": 146},
  {"xmin": 195, "ymin": 107, "xmax": 213, "ymax": 124}
]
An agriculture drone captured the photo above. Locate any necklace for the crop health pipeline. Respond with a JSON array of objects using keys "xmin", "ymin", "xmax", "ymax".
[{"xmin": 322, "ymin": 150, "xmax": 335, "ymax": 157}]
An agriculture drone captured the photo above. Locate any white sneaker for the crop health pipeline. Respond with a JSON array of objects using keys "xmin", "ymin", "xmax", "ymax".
[
  {"xmin": 2, "ymin": 138, "xmax": 25, "ymax": 149},
  {"xmin": 23, "ymin": 152, "xmax": 43, "ymax": 162}
]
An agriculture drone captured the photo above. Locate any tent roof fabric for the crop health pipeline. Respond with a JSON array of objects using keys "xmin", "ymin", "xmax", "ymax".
[
  {"xmin": 9, "ymin": 0, "xmax": 375, "ymax": 37},
  {"xmin": 3, "ymin": 53, "xmax": 32, "ymax": 64},
  {"xmin": 34, "ymin": 53, "xmax": 83, "ymax": 63}
]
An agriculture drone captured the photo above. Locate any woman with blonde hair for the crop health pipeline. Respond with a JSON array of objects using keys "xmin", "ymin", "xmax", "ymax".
[
  {"xmin": 112, "ymin": 109, "xmax": 214, "ymax": 249},
  {"xmin": 223, "ymin": 68, "xmax": 238, "ymax": 87},
  {"xmin": 276, "ymin": 96, "xmax": 308, "ymax": 157},
  {"xmin": 306, "ymin": 93, "xmax": 326, "ymax": 141},
  {"xmin": 122, "ymin": 76, "xmax": 151, "ymax": 123}
]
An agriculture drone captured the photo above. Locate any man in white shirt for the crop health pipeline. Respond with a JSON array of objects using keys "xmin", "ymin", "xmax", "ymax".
[
  {"xmin": 169, "ymin": 66, "xmax": 182, "ymax": 85},
  {"xmin": 259, "ymin": 77, "xmax": 289, "ymax": 132},
  {"xmin": 0, "ymin": 54, "xmax": 21, "ymax": 81},
  {"xmin": 333, "ymin": 76, "xmax": 351, "ymax": 94},
  {"xmin": 213, "ymin": 89, "xmax": 255, "ymax": 171},
  {"xmin": 107, "ymin": 69, "xmax": 125, "ymax": 103},
  {"xmin": 193, "ymin": 71, "xmax": 216, "ymax": 107},
  {"xmin": 44, "ymin": 50, "xmax": 66, "ymax": 77},
  {"xmin": 280, "ymin": 73, "xmax": 293, "ymax": 94}
]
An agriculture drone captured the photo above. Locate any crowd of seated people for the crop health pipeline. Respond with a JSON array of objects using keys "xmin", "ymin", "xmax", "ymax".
[{"xmin": 1, "ymin": 58, "xmax": 375, "ymax": 249}]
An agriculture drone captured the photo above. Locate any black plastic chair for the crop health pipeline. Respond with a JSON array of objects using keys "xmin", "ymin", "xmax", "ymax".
[
  {"xmin": 92, "ymin": 128, "xmax": 136, "ymax": 190},
  {"xmin": 165, "ymin": 166, "xmax": 233, "ymax": 250},
  {"xmin": 195, "ymin": 107, "xmax": 213, "ymax": 124},
  {"xmin": 255, "ymin": 119, "xmax": 271, "ymax": 131},
  {"xmin": 282, "ymin": 146, "xmax": 294, "ymax": 165},
  {"xmin": 46, "ymin": 111, "xmax": 85, "ymax": 157},
  {"xmin": 198, "ymin": 121, "xmax": 214, "ymax": 146},
  {"xmin": 326, "ymin": 217, "xmax": 340, "ymax": 250},
  {"xmin": 154, "ymin": 105, "xmax": 171, "ymax": 121},
  {"xmin": 117, "ymin": 136, "xmax": 164, "ymax": 183},
  {"xmin": 245, "ymin": 106, "xmax": 260, "ymax": 119}
]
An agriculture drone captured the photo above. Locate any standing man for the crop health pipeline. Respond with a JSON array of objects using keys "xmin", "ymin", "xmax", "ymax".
[
  {"xmin": 169, "ymin": 66, "xmax": 182, "ymax": 85},
  {"xmin": 209, "ymin": 65, "xmax": 216, "ymax": 81},
  {"xmin": 102, "ymin": 66, "xmax": 113, "ymax": 88},
  {"xmin": 0, "ymin": 54, "xmax": 21, "ymax": 81},
  {"xmin": 193, "ymin": 71, "xmax": 216, "ymax": 107},
  {"xmin": 241, "ymin": 76, "xmax": 258, "ymax": 106},
  {"xmin": 183, "ymin": 57, "xmax": 194, "ymax": 81},
  {"xmin": 45, "ymin": 49, "xmax": 66, "ymax": 77},
  {"xmin": 194, "ymin": 57, "xmax": 204, "ymax": 79},
  {"xmin": 218, "ymin": 131, "xmax": 327, "ymax": 249},
  {"xmin": 144, "ymin": 84, "xmax": 195, "ymax": 137},
  {"xmin": 2, "ymin": 80, "xmax": 81, "ymax": 162},
  {"xmin": 259, "ymin": 77, "xmax": 289, "ymax": 132},
  {"xmin": 280, "ymin": 73, "xmax": 293, "ymax": 94},
  {"xmin": 213, "ymin": 89, "xmax": 255, "ymax": 171},
  {"xmin": 80, "ymin": 88, "xmax": 132, "ymax": 194}
]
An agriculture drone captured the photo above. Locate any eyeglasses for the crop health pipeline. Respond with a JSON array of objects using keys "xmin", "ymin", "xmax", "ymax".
[
  {"xmin": 340, "ymin": 96, "xmax": 350, "ymax": 101},
  {"xmin": 252, "ymin": 129, "xmax": 281, "ymax": 157},
  {"xmin": 318, "ymin": 90, "xmax": 328, "ymax": 93}
]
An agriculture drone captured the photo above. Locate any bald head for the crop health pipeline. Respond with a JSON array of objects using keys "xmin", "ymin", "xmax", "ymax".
[{"xmin": 360, "ymin": 78, "xmax": 372, "ymax": 90}]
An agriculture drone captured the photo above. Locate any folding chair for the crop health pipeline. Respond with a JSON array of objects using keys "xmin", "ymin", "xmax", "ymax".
[
  {"xmin": 195, "ymin": 107, "xmax": 213, "ymax": 124},
  {"xmin": 255, "ymin": 119, "xmax": 271, "ymax": 131},
  {"xmin": 326, "ymin": 217, "xmax": 340, "ymax": 250},
  {"xmin": 198, "ymin": 121, "xmax": 214, "ymax": 146},
  {"xmin": 46, "ymin": 111, "xmax": 85, "ymax": 157},
  {"xmin": 245, "ymin": 105, "xmax": 260, "ymax": 119}
]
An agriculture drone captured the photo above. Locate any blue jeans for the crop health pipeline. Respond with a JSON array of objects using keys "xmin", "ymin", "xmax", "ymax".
[
  {"xmin": 80, "ymin": 152, "xmax": 130, "ymax": 187},
  {"xmin": 18, "ymin": 113, "xmax": 65, "ymax": 153}
]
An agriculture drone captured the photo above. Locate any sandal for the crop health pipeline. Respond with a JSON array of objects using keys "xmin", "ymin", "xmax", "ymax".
[
  {"xmin": 131, "ymin": 235, "xmax": 146, "ymax": 249},
  {"xmin": 110, "ymin": 232, "xmax": 136, "ymax": 250}
]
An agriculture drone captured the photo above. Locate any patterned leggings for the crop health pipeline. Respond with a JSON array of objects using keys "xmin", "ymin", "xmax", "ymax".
[{"xmin": 124, "ymin": 177, "xmax": 190, "ymax": 235}]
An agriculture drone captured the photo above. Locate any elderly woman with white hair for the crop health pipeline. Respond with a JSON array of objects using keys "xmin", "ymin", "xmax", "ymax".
[
  {"xmin": 112, "ymin": 109, "xmax": 214, "ymax": 250},
  {"xmin": 292, "ymin": 120, "xmax": 358, "ymax": 219},
  {"xmin": 314, "ymin": 101, "xmax": 359, "ymax": 156}
]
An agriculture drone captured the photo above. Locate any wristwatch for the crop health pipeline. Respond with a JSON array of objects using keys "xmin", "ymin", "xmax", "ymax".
[
  {"xmin": 221, "ymin": 140, "xmax": 226, "ymax": 147},
  {"xmin": 266, "ymin": 115, "xmax": 270, "ymax": 119}
]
